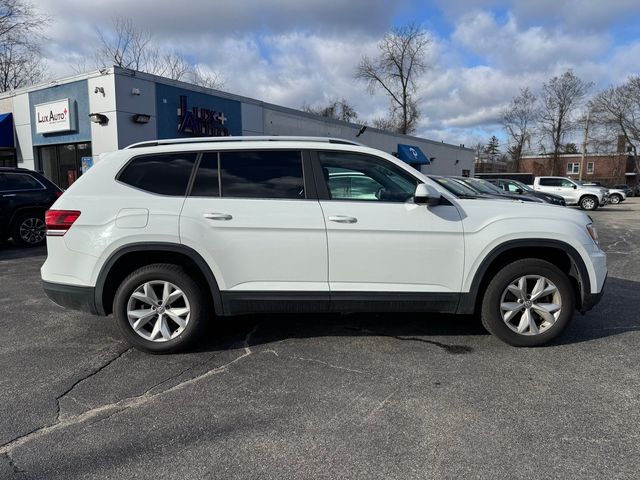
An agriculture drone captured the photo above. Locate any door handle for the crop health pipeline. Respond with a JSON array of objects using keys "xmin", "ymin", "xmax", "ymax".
[
  {"xmin": 328, "ymin": 215, "xmax": 357, "ymax": 224},
  {"xmin": 203, "ymin": 212, "xmax": 232, "ymax": 221}
]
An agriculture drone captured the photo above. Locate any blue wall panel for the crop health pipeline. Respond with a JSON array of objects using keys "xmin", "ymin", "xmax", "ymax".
[
  {"xmin": 155, "ymin": 84, "xmax": 242, "ymax": 139},
  {"xmin": 29, "ymin": 80, "xmax": 91, "ymax": 146}
]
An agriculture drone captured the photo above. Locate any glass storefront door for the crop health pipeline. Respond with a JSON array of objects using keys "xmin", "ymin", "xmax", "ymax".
[{"xmin": 36, "ymin": 143, "xmax": 92, "ymax": 189}]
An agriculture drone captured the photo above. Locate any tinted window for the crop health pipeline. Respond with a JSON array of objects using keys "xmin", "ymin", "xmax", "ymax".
[
  {"xmin": 191, "ymin": 152, "xmax": 219, "ymax": 197},
  {"xmin": 119, "ymin": 153, "xmax": 197, "ymax": 196},
  {"xmin": 539, "ymin": 178, "xmax": 562, "ymax": 187},
  {"xmin": 220, "ymin": 150, "xmax": 304, "ymax": 199},
  {"xmin": 0, "ymin": 173, "xmax": 44, "ymax": 191},
  {"xmin": 318, "ymin": 152, "xmax": 417, "ymax": 202}
]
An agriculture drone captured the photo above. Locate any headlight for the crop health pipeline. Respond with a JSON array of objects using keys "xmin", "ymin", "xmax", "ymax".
[{"xmin": 586, "ymin": 223, "xmax": 599, "ymax": 246}]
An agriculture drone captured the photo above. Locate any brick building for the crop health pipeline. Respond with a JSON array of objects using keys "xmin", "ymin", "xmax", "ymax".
[{"xmin": 518, "ymin": 153, "xmax": 637, "ymax": 188}]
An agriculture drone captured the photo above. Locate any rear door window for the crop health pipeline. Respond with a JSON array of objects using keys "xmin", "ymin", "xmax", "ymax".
[
  {"xmin": 219, "ymin": 150, "xmax": 305, "ymax": 199},
  {"xmin": 118, "ymin": 153, "xmax": 197, "ymax": 196},
  {"xmin": 539, "ymin": 178, "xmax": 562, "ymax": 187}
]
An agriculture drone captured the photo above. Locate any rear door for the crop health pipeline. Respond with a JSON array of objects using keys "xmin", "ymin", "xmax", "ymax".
[
  {"xmin": 180, "ymin": 150, "xmax": 328, "ymax": 304},
  {"xmin": 313, "ymin": 150, "xmax": 464, "ymax": 312}
]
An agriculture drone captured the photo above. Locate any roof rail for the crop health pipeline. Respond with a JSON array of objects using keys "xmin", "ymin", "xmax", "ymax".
[{"xmin": 124, "ymin": 136, "xmax": 363, "ymax": 149}]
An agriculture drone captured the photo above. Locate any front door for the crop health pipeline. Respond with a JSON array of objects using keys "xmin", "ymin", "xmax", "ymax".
[{"xmin": 314, "ymin": 151, "xmax": 465, "ymax": 311}]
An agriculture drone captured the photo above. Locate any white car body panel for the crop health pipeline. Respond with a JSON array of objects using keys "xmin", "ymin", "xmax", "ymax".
[{"xmin": 41, "ymin": 139, "xmax": 607, "ymax": 314}]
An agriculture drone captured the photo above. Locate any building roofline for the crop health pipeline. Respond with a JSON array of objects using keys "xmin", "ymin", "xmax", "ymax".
[{"xmin": 0, "ymin": 65, "xmax": 474, "ymax": 152}]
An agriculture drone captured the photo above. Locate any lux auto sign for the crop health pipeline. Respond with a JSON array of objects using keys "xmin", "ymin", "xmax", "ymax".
[
  {"xmin": 35, "ymin": 99, "xmax": 74, "ymax": 134},
  {"xmin": 177, "ymin": 95, "xmax": 229, "ymax": 136}
]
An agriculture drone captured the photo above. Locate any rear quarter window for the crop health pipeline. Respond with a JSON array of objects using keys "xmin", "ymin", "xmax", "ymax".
[
  {"xmin": 118, "ymin": 153, "xmax": 197, "ymax": 196},
  {"xmin": 0, "ymin": 173, "xmax": 45, "ymax": 191}
]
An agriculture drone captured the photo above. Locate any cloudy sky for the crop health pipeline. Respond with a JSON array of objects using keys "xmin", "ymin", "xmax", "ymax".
[{"xmin": 34, "ymin": 0, "xmax": 640, "ymax": 148}]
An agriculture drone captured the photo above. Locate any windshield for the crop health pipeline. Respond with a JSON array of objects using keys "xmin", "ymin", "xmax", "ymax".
[
  {"xmin": 456, "ymin": 177, "xmax": 504, "ymax": 195},
  {"xmin": 511, "ymin": 180, "xmax": 534, "ymax": 192},
  {"xmin": 430, "ymin": 176, "xmax": 478, "ymax": 197}
]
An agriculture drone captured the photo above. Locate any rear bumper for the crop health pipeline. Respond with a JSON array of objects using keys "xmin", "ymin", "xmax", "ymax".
[{"xmin": 42, "ymin": 281, "xmax": 98, "ymax": 315}]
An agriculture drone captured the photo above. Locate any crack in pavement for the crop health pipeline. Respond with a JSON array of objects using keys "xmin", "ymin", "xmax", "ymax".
[
  {"xmin": 289, "ymin": 355, "xmax": 365, "ymax": 374},
  {"xmin": 55, "ymin": 347, "xmax": 133, "ymax": 422},
  {"xmin": 0, "ymin": 324, "xmax": 261, "ymax": 458}
]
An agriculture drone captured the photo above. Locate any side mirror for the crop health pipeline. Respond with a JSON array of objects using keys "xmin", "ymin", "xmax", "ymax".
[
  {"xmin": 414, "ymin": 183, "xmax": 441, "ymax": 206},
  {"xmin": 572, "ymin": 185, "xmax": 577, "ymax": 189},
  {"xmin": 515, "ymin": 188, "xmax": 524, "ymax": 194}
]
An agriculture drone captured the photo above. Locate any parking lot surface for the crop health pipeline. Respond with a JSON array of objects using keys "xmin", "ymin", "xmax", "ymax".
[{"xmin": 1, "ymin": 200, "xmax": 639, "ymax": 479}]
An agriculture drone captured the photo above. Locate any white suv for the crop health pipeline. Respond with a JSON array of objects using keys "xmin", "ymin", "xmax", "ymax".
[
  {"xmin": 533, "ymin": 177, "xmax": 609, "ymax": 210},
  {"xmin": 42, "ymin": 137, "xmax": 607, "ymax": 353}
]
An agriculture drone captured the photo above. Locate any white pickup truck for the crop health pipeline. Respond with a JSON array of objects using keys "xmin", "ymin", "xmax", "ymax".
[{"xmin": 533, "ymin": 177, "xmax": 609, "ymax": 210}]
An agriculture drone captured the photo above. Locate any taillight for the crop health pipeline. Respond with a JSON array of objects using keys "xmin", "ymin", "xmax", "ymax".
[{"xmin": 45, "ymin": 210, "xmax": 81, "ymax": 236}]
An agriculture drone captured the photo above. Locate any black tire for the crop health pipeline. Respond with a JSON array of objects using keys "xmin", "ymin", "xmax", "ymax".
[
  {"xmin": 11, "ymin": 212, "xmax": 46, "ymax": 247},
  {"xmin": 113, "ymin": 263, "xmax": 209, "ymax": 353},
  {"xmin": 609, "ymin": 194, "xmax": 622, "ymax": 205},
  {"xmin": 481, "ymin": 258, "xmax": 575, "ymax": 347},
  {"xmin": 579, "ymin": 195, "xmax": 598, "ymax": 211}
]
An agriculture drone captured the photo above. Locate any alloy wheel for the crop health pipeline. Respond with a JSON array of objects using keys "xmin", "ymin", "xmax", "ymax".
[
  {"xmin": 19, "ymin": 218, "xmax": 45, "ymax": 244},
  {"xmin": 126, "ymin": 281, "xmax": 191, "ymax": 342},
  {"xmin": 499, "ymin": 275, "xmax": 562, "ymax": 336}
]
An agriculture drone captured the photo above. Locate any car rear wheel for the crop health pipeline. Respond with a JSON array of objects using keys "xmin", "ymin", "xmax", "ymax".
[
  {"xmin": 113, "ymin": 263, "xmax": 208, "ymax": 353},
  {"xmin": 579, "ymin": 195, "xmax": 598, "ymax": 210},
  {"xmin": 609, "ymin": 194, "xmax": 622, "ymax": 205},
  {"xmin": 12, "ymin": 213, "xmax": 46, "ymax": 247},
  {"xmin": 481, "ymin": 258, "xmax": 574, "ymax": 347}
]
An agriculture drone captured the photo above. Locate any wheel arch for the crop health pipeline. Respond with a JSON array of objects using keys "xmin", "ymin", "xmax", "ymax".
[
  {"xmin": 458, "ymin": 239, "xmax": 590, "ymax": 315},
  {"xmin": 95, "ymin": 242, "xmax": 223, "ymax": 316}
]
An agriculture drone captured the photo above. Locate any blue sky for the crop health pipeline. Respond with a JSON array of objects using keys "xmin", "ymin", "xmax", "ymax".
[{"xmin": 35, "ymin": 0, "xmax": 640, "ymax": 150}]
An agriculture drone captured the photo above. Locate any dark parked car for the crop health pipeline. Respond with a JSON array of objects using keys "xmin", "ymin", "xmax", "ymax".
[
  {"xmin": 453, "ymin": 176, "xmax": 544, "ymax": 203},
  {"xmin": 486, "ymin": 178, "xmax": 566, "ymax": 206},
  {"xmin": 0, "ymin": 167, "xmax": 62, "ymax": 246}
]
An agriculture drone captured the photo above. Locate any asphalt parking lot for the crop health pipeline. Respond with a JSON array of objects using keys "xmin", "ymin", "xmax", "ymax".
[{"xmin": 1, "ymin": 200, "xmax": 639, "ymax": 479}]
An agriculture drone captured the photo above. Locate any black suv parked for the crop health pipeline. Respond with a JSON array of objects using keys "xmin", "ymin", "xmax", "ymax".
[{"xmin": 0, "ymin": 167, "xmax": 62, "ymax": 246}]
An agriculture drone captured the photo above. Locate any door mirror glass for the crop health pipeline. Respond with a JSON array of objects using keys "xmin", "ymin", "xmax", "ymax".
[{"xmin": 414, "ymin": 183, "xmax": 441, "ymax": 206}]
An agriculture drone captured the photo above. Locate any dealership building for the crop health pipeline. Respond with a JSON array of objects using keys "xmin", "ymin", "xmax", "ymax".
[{"xmin": 0, "ymin": 66, "xmax": 474, "ymax": 188}]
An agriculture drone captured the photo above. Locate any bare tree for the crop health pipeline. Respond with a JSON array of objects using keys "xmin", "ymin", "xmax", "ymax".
[
  {"xmin": 302, "ymin": 98, "xmax": 358, "ymax": 122},
  {"xmin": 502, "ymin": 87, "xmax": 537, "ymax": 170},
  {"xmin": 539, "ymin": 70, "xmax": 592, "ymax": 175},
  {"xmin": 355, "ymin": 23, "xmax": 430, "ymax": 134},
  {"xmin": 0, "ymin": 0, "xmax": 48, "ymax": 92},
  {"xmin": 96, "ymin": 17, "xmax": 152, "ymax": 71},
  {"xmin": 93, "ymin": 17, "xmax": 223, "ymax": 89},
  {"xmin": 591, "ymin": 76, "xmax": 640, "ymax": 174},
  {"xmin": 191, "ymin": 65, "xmax": 224, "ymax": 89}
]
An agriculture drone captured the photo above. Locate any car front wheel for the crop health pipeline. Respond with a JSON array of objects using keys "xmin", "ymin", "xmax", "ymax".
[
  {"xmin": 481, "ymin": 258, "xmax": 574, "ymax": 347},
  {"xmin": 579, "ymin": 195, "xmax": 598, "ymax": 210},
  {"xmin": 113, "ymin": 263, "xmax": 208, "ymax": 353}
]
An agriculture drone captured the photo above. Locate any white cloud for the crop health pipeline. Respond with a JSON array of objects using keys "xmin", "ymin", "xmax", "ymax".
[{"xmin": 28, "ymin": 1, "xmax": 640, "ymax": 148}]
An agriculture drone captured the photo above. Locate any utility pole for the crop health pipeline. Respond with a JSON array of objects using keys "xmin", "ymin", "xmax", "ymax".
[{"xmin": 579, "ymin": 112, "xmax": 590, "ymax": 181}]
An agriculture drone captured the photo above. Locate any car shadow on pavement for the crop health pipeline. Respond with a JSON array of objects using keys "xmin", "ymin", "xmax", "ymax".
[
  {"xmin": 0, "ymin": 242, "xmax": 46, "ymax": 261},
  {"xmin": 191, "ymin": 275, "xmax": 637, "ymax": 354}
]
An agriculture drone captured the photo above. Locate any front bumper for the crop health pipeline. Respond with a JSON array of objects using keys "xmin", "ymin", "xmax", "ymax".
[
  {"xmin": 43, "ymin": 281, "xmax": 98, "ymax": 315},
  {"xmin": 580, "ymin": 273, "xmax": 606, "ymax": 313}
]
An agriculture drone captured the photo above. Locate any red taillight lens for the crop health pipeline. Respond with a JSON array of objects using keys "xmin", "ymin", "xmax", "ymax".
[{"xmin": 45, "ymin": 210, "xmax": 81, "ymax": 236}]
